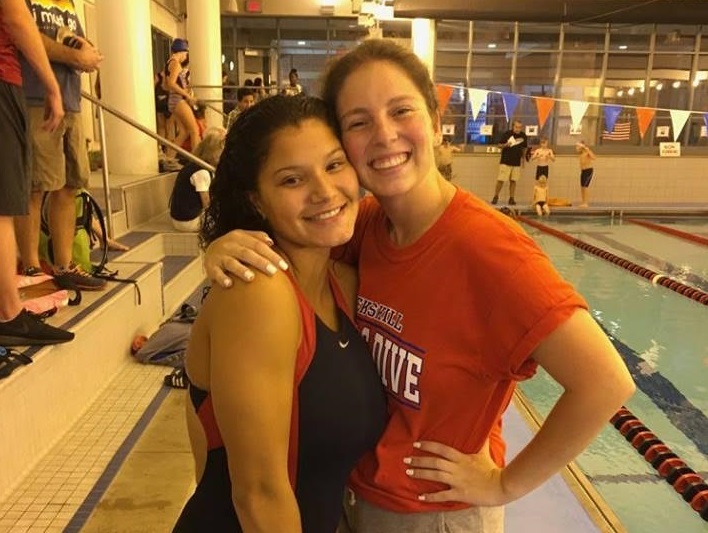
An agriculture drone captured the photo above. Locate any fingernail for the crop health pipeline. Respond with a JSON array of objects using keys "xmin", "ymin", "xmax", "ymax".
[
  {"xmin": 413, "ymin": 442, "xmax": 421, "ymax": 449},
  {"xmin": 279, "ymin": 260, "xmax": 289, "ymax": 271},
  {"xmin": 266, "ymin": 238, "xmax": 274, "ymax": 246},
  {"xmin": 244, "ymin": 270, "xmax": 255, "ymax": 281},
  {"xmin": 403, "ymin": 457, "xmax": 411, "ymax": 465},
  {"xmin": 418, "ymin": 495, "xmax": 426, "ymax": 501},
  {"xmin": 222, "ymin": 277, "xmax": 232, "ymax": 287},
  {"xmin": 405, "ymin": 469, "xmax": 414, "ymax": 476},
  {"xmin": 266, "ymin": 264, "xmax": 277, "ymax": 275}
]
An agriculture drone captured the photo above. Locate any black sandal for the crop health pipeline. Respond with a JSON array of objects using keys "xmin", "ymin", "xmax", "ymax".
[
  {"xmin": 0, "ymin": 347, "xmax": 33, "ymax": 380},
  {"xmin": 164, "ymin": 366, "xmax": 189, "ymax": 389}
]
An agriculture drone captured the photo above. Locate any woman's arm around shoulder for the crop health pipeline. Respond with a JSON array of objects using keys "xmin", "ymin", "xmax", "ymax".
[{"xmin": 205, "ymin": 273, "xmax": 303, "ymax": 532}]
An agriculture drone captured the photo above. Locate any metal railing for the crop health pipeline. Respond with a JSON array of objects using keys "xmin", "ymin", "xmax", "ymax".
[{"xmin": 81, "ymin": 91, "xmax": 215, "ymax": 238}]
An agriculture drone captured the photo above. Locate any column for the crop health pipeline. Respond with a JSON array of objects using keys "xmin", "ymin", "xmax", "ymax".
[
  {"xmin": 95, "ymin": 0, "xmax": 158, "ymax": 175},
  {"xmin": 186, "ymin": 0, "xmax": 223, "ymax": 129},
  {"xmin": 411, "ymin": 18, "xmax": 436, "ymax": 75}
]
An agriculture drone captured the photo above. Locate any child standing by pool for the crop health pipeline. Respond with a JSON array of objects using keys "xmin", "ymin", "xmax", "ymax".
[
  {"xmin": 576, "ymin": 141, "xmax": 596, "ymax": 207},
  {"xmin": 530, "ymin": 137, "xmax": 555, "ymax": 180}
]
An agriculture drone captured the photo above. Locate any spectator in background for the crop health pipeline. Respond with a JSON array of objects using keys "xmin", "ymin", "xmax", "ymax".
[
  {"xmin": 0, "ymin": 0, "xmax": 74, "ymax": 345},
  {"xmin": 435, "ymin": 136, "xmax": 461, "ymax": 181},
  {"xmin": 282, "ymin": 68, "xmax": 303, "ymax": 96},
  {"xmin": 169, "ymin": 128, "xmax": 225, "ymax": 233},
  {"xmin": 14, "ymin": 0, "xmax": 107, "ymax": 291},
  {"xmin": 163, "ymin": 38, "xmax": 200, "ymax": 157},
  {"xmin": 491, "ymin": 120, "xmax": 527, "ymax": 206},
  {"xmin": 222, "ymin": 70, "xmax": 236, "ymax": 116},
  {"xmin": 225, "ymin": 87, "xmax": 255, "ymax": 131},
  {"xmin": 252, "ymin": 76, "xmax": 267, "ymax": 102}
]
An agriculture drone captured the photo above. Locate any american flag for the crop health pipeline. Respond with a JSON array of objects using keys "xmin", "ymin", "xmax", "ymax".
[{"xmin": 602, "ymin": 121, "xmax": 631, "ymax": 141}]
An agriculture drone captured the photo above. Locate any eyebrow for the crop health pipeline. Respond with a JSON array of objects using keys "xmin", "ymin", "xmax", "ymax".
[
  {"xmin": 339, "ymin": 95, "xmax": 416, "ymax": 121},
  {"xmin": 272, "ymin": 146, "xmax": 345, "ymax": 174}
]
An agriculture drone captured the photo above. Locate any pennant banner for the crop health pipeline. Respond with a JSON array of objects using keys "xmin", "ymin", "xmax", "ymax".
[
  {"xmin": 501, "ymin": 93, "xmax": 520, "ymax": 123},
  {"xmin": 636, "ymin": 107, "xmax": 656, "ymax": 139},
  {"xmin": 603, "ymin": 104, "xmax": 623, "ymax": 133},
  {"xmin": 436, "ymin": 84, "xmax": 454, "ymax": 116},
  {"xmin": 535, "ymin": 97, "xmax": 554, "ymax": 129},
  {"xmin": 669, "ymin": 109, "xmax": 691, "ymax": 141},
  {"xmin": 467, "ymin": 88, "xmax": 489, "ymax": 121},
  {"xmin": 569, "ymin": 100, "xmax": 590, "ymax": 128}
]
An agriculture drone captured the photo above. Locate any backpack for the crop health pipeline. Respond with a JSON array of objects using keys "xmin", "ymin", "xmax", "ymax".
[{"xmin": 39, "ymin": 190, "xmax": 109, "ymax": 275}]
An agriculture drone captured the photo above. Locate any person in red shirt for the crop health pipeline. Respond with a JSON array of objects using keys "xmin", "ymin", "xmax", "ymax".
[
  {"xmin": 0, "ymin": 0, "xmax": 72, "ymax": 346},
  {"xmin": 203, "ymin": 40, "xmax": 635, "ymax": 532}
]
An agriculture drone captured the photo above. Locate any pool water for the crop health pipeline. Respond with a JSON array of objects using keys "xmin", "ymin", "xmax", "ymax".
[{"xmin": 518, "ymin": 217, "xmax": 708, "ymax": 532}]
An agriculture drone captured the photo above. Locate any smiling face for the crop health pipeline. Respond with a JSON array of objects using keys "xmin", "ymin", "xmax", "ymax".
[
  {"xmin": 250, "ymin": 119, "xmax": 359, "ymax": 251},
  {"xmin": 335, "ymin": 60, "xmax": 441, "ymax": 199}
]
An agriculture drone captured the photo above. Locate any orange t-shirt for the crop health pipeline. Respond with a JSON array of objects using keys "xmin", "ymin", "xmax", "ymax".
[{"xmin": 344, "ymin": 189, "xmax": 587, "ymax": 513}]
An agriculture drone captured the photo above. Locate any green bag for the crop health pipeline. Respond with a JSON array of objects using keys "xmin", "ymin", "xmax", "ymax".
[{"xmin": 39, "ymin": 190, "xmax": 109, "ymax": 275}]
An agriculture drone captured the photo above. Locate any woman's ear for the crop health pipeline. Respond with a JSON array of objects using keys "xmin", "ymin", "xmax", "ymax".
[{"xmin": 433, "ymin": 110, "xmax": 443, "ymax": 147}]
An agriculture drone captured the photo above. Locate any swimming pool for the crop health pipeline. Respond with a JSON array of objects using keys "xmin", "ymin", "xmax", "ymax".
[{"xmin": 517, "ymin": 216, "xmax": 708, "ymax": 532}]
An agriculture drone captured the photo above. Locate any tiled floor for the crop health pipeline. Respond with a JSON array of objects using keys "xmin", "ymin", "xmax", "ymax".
[{"xmin": 0, "ymin": 364, "xmax": 170, "ymax": 533}]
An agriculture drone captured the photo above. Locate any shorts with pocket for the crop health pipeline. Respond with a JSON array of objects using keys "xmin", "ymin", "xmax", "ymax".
[
  {"xmin": 0, "ymin": 81, "xmax": 29, "ymax": 215},
  {"xmin": 497, "ymin": 164, "xmax": 521, "ymax": 182},
  {"xmin": 28, "ymin": 107, "xmax": 89, "ymax": 192},
  {"xmin": 338, "ymin": 490, "xmax": 504, "ymax": 533}
]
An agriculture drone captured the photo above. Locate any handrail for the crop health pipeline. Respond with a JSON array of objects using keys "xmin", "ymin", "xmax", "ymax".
[
  {"xmin": 203, "ymin": 101, "xmax": 228, "ymax": 118},
  {"xmin": 81, "ymin": 90, "xmax": 215, "ymax": 239},
  {"xmin": 81, "ymin": 90, "xmax": 215, "ymax": 172}
]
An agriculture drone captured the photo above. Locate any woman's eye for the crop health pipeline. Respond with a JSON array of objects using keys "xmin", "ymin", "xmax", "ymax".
[
  {"xmin": 345, "ymin": 119, "xmax": 367, "ymax": 131},
  {"xmin": 326, "ymin": 159, "xmax": 346, "ymax": 172},
  {"xmin": 394, "ymin": 107, "xmax": 413, "ymax": 117},
  {"xmin": 281, "ymin": 176, "xmax": 301, "ymax": 186}
]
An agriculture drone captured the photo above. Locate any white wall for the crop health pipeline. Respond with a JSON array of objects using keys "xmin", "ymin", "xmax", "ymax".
[{"xmin": 453, "ymin": 154, "xmax": 708, "ymax": 206}]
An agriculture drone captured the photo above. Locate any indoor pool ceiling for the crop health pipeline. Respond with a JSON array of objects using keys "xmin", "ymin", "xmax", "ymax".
[{"xmin": 393, "ymin": 0, "xmax": 708, "ymax": 25}]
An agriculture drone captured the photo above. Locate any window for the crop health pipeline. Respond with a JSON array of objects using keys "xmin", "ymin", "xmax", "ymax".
[
  {"xmin": 469, "ymin": 53, "xmax": 513, "ymax": 91},
  {"xmin": 655, "ymin": 25, "xmax": 699, "ymax": 52},
  {"xmin": 518, "ymin": 23, "xmax": 560, "ymax": 51},
  {"xmin": 472, "ymin": 21, "xmax": 515, "ymax": 52},
  {"xmin": 605, "ymin": 54, "xmax": 649, "ymax": 107},
  {"xmin": 608, "ymin": 24, "xmax": 652, "ymax": 52},
  {"xmin": 563, "ymin": 24, "xmax": 607, "ymax": 51}
]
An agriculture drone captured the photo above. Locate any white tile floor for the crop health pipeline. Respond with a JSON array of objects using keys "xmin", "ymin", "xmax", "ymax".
[{"xmin": 0, "ymin": 364, "xmax": 168, "ymax": 533}]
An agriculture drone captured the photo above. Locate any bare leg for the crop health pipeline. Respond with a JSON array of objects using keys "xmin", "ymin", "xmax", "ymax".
[
  {"xmin": 580, "ymin": 187, "xmax": 589, "ymax": 207},
  {"xmin": 535, "ymin": 204, "xmax": 543, "ymax": 217},
  {"xmin": 543, "ymin": 205, "xmax": 551, "ymax": 216},
  {"xmin": 47, "ymin": 187, "xmax": 79, "ymax": 270},
  {"xmin": 168, "ymin": 100, "xmax": 200, "ymax": 157},
  {"xmin": 509, "ymin": 180, "xmax": 517, "ymax": 200},
  {"xmin": 14, "ymin": 191, "xmax": 43, "ymax": 270},
  {"xmin": 0, "ymin": 217, "xmax": 22, "ymax": 320},
  {"xmin": 493, "ymin": 180, "xmax": 504, "ymax": 196}
]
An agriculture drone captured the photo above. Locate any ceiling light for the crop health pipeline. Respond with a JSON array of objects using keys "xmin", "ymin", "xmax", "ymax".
[
  {"xmin": 693, "ymin": 79, "xmax": 700, "ymax": 87},
  {"xmin": 656, "ymin": 82, "xmax": 663, "ymax": 91},
  {"xmin": 618, "ymin": 45, "xmax": 628, "ymax": 50},
  {"xmin": 617, "ymin": 90, "xmax": 624, "ymax": 97},
  {"xmin": 487, "ymin": 43, "xmax": 497, "ymax": 49},
  {"xmin": 672, "ymin": 80, "xmax": 681, "ymax": 88},
  {"xmin": 298, "ymin": 41, "xmax": 307, "ymax": 45},
  {"xmin": 628, "ymin": 88, "xmax": 635, "ymax": 96}
]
